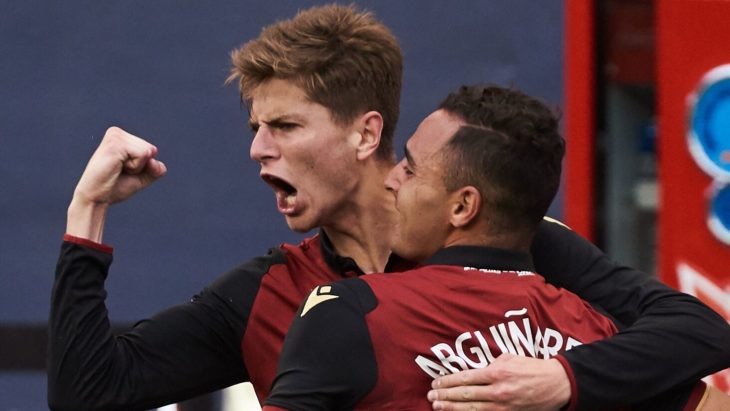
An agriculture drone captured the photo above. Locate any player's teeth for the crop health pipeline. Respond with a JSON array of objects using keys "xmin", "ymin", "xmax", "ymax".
[{"xmin": 286, "ymin": 194, "xmax": 295, "ymax": 207}]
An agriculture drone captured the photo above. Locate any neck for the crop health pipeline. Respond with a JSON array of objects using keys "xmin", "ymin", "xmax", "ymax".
[
  {"xmin": 322, "ymin": 159, "xmax": 397, "ymax": 273},
  {"xmin": 444, "ymin": 226, "xmax": 534, "ymax": 254}
]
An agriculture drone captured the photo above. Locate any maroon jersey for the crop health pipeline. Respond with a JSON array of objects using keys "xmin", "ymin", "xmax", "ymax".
[
  {"xmin": 242, "ymin": 235, "xmax": 360, "ymax": 402},
  {"xmin": 49, "ymin": 220, "xmax": 726, "ymax": 410},
  {"xmin": 265, "ymin": 245, "xmax": 618, "ymax": 410},
  {"xmin": 243, "ymin": 233, "xmax": 412, "ymax": 403}
]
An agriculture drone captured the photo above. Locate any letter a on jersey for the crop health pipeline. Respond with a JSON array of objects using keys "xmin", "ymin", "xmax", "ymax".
[{"xmin": 301, "ymin": 285, "xmax": 339, "ymax": 317}]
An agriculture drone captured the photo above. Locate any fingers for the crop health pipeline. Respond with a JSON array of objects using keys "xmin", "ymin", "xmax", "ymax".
[
  {"xmin": 144, "ymin": 157, "xmax": 167, "ymax": 179},
  {"xmin": 102, "ymin": 126, "xmax": 158, "ymax": 174},
  {"xmin": 75, "ymin": 126, "xmax": 167, "ymax": 205},
  {"xmin": 428, "ymin": 385, "xmax": 497, "ymax": 402},
  {"xmin": 430, "ymin": 398, "xmax": 505, "ymax": 411},
  {"xmin": 136, "ymin": 157, "xmax": 167, "ymax": 186},
  {"xmin": 431, "ymin": 354, "xmax": 518, "ymax": 390},
  {"xmin": 102, "ymin": 126, "xmax": 166, "ymax": 178},
  {"xmin": 122, "ymin": 148, "xmax": 156, "ymax": 174},
  {"xmin": 431, "ymin": 401, "xmax": 497, "ymax": 411},
  {"xmin": 427, "ymin": 368, "xmax": 501, "ymax": 409},
  {"xmin": 432, "ymin": 367, "xmax": 496, "ymax": 389},
  {"xmin": 427, "ymin": 385, "xmax": 519, "ymax": 411},
  {"xmin": 427, "ymin": 356, "xmax": 571, "ymax": 411}
]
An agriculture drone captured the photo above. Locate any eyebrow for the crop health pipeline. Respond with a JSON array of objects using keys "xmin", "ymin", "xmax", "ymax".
[{"xmin": 249, "ymin": 114, "xmax": 304, "ymax": 131}]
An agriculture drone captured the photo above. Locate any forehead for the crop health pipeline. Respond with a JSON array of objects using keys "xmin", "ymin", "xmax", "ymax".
[
  {"xmin": 406, "ymin": 109, "xmax": 464, "ymax": 159},
  {"xmin": 249, "ymin": 78, "xmax": 330, "ymax": 122}
]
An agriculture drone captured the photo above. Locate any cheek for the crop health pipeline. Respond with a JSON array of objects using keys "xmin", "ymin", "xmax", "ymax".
[
  {"xmin": 402, "ymin": 188, "xmax": 446, "ymax": 232},
  {"xmin": 290, "ymin": 139, "xmax": 340, "ymax": 175},
  {"xmin": 304, "ymin": 135, "xmax": 353, "ymax": 171},
  {"xmin": 398, "ymin": 205, "xmax": 448, "ymax": 261},
  {"xmin": 304, "ymin": 152, "xmax": 360, "ymax": 199}
]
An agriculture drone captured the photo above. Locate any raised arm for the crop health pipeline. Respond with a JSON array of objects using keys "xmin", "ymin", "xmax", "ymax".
[
  {"xmin": 48, "ymin": 128, "xmax": 251, "ymax": 410},
  {"xmin": 428, "ymin": 218, "xmax": 730, "ymax": 410},
  {"xmin": 48, "ymin": 240, "xmax": 254, "ymax": 410},
  {"xmin": 65, "ymin": 127, "xmax": 166, "ymax": 242}
]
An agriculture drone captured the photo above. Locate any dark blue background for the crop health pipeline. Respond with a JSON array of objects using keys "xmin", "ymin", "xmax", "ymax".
[
  {"xmin": 0, "ymin": 0, "xmax": 563, "ymax": 323},
  {"xmin": 0, "ymin": 1, "xmax": 562, "ymax": 405}
]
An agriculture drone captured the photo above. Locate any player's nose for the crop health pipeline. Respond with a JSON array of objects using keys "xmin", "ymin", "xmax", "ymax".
[
  {"xmin": 384, "ymin": 161, "xmax": 403, "ymax": 192},
  {"xmin": 250, "ymin": 127, "xmax": 279, "ymax": 163}
]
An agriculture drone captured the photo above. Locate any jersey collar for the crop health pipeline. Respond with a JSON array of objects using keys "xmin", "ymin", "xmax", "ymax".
[
  {"xmin": 424, "ymin": 245, "xmax": 535, "ymax": 272},
  {"xmin": 318, "ymin": 229, "xmax": 415, "ymax": 276}
]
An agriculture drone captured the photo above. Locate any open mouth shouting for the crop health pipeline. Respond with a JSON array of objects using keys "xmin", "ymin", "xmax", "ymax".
[{"xmin": 261, "ymin": 173, "xmax": 300, "ymax": 215}]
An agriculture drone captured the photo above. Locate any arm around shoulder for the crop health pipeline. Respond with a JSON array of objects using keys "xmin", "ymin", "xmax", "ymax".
[{"xmin": 532, "ymin": 218, "xmax": 730, "ymax": 408}]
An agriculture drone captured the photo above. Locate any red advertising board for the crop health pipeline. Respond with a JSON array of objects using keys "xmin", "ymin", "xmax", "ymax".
[{"xmin": 657, "ymin": 0, "xmax": 730, "ymax": 392}]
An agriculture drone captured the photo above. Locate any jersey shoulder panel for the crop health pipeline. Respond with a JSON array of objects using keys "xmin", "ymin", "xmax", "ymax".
[
  {"xmin": 200, "ymin": 245, "xmax": 288, "ymax": 320},
  {"xmin": 266, "ymin": 278, "xmax": 377, "ymax": 410},
  {"xmin": 295, "ymin": 278, "xmax": 376, "ymax": 319}
]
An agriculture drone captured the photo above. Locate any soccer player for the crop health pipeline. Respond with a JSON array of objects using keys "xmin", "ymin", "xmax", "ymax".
[
  {"xmin": 262, "ymin": 85, "xmax": 719, "ymax": 411},
  {"xmin": 48, "ymin": 4, "xmax": 730, "ymax": 411}
]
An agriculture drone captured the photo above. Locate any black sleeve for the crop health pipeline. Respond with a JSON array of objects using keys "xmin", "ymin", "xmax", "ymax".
[
  {"xmin": 629, "ymin": 381, "xmax": 703, "ymax": 411},
  {"xmin": 47, "ymin": 241, "xmax": 282, "ymax": 411},
  {"xmin": 265, "ymin": 278, "xmax": 378, "ymax": 411},
  {"xmin": 532, "ymin": 219, "xmax": 730, "ymax": 410}
]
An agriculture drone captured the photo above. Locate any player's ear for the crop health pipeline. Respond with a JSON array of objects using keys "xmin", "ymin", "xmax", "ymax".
[
  {"xmin": 449, "ymin": 186, "xmax": 481, "ymax": 228},
  {"xmin": 354, "ymin": 111, "xmax": 383, "ymax": 161}
]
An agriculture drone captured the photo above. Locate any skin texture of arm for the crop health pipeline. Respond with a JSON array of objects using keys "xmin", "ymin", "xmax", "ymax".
[
  {"xmin": 428, "ymin": 219, "xmax": 730, "ymax": 411},
  {"xmin": 49, "ymin": 128, "xmax": 259, "ymax": 410}
]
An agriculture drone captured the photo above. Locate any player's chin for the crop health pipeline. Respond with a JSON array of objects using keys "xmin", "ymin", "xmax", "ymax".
[
  {"xmin": 393, "ymin": 235, "xmax": 433, "ymax": 263},
  {"xmin": 387, "ymin": 232, "xmax": 403, "ymax": 253},
  {"xmin": 284, "ymin": 214, "xmax": 318, "ymax": 233},
  {"xmin": 390, "ymin": 241, "xmax": 415, "ymax": 262}
]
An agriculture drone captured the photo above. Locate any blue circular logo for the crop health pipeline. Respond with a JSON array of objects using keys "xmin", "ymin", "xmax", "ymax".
[
  {"xmin": 689, "ymin": 64, "xmax": 730, "ymax": 245},
  {"xmin": 689, "ymin": 65, "xmax": 730, "ymax": 181},
  {"xmin": 709, "ymin": 184, "xmax": 730, "ymax": 245}
]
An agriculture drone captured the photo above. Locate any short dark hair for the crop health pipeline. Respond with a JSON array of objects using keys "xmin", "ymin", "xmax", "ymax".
[
  {"xmin": 228, "ymin": 4, "xmax": 402, "ymax": 161},
  {"xmin": 439, "ymin": 85, "xmax": 565, "ymax": 234}
]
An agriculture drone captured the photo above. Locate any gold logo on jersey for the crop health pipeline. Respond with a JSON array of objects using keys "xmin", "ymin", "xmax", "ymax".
[{"xmin": 301, "ymin": 285, "xmax": 339, "ymax": 317}]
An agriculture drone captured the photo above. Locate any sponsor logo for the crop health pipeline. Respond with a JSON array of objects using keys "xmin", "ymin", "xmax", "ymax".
[
  {"xmin": 300, "ymin": 285, "xmax": 338, "ymax": 317},
  {"xmin": 687, "ymin": 64, "xmax": 730, "ymax": 245}
]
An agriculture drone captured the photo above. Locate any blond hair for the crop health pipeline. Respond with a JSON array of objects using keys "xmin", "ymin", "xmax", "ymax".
[{"xmin": 228, "ymin": 4, "xmax": 402, "ymax": 160}]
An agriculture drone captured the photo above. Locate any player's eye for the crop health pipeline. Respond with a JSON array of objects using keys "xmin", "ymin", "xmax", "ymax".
[{"xmin": 275, "ymin": 122, "xmax": 298, "ymax": 131}]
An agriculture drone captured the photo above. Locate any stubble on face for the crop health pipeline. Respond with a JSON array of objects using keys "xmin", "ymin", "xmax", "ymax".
[
  {"xmin": 389, "ymin": 110, "xmax": 465, "ymax": 262},
  {"xmin": 249, "ymin": 78, "xmax": 363, "ymax": 233}
]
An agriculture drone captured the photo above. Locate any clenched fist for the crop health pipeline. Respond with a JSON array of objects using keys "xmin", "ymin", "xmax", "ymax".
[{"xmin": 67, "ymin": 127, "xmax": 167, "ymax": 242}]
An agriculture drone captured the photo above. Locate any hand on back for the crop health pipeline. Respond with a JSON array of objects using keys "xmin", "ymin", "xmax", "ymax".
[{"xmin": 427, "ymin": 354, "xmax": 570, "ymax": 411}]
